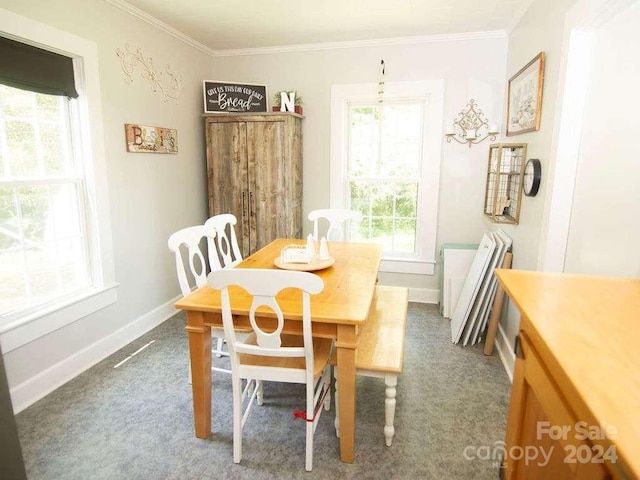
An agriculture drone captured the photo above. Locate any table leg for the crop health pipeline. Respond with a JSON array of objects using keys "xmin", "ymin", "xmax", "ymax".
[
  {"xmin": 185, "ymin": 311, "xmax": 211, "ymax": 438},
  {"xmin": 336, "ymin": 324, "xmax": 358, "ymax": 463}
]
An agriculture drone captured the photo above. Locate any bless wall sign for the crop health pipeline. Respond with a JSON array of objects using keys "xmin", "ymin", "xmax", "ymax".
[{"xmin": 203, "ymin": 80, "xmax": 267, "ymax": 113}]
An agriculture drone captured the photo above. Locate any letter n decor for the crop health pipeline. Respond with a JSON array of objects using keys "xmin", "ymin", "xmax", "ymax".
[{"xmin": 124, "ymin": 124, "xmax": 178, "ymax": 153}]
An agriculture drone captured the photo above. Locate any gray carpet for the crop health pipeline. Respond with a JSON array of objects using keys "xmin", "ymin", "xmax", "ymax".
[{"xmin": 16, "ymin": 303, "xmax": 511, "ymax": 479}]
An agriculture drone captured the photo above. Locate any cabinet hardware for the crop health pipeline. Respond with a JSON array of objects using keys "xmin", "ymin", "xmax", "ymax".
[
  {"xmin": 514, "ymin": 334, "xmax": 525, "ymax": 360},
  {"xmin": 241, "ymin": 191, "xmax": 246, "ymax": 219},
  {"xmin": 249, "ymin": 191, "xmax": 255, "ymax": 217}
]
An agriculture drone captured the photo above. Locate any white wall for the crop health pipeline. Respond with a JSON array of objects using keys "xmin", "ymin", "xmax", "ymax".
[
  {"xmin": 0, "ymin": 1, "xmax": 509, "ymax": 410},
  {"xmin": 0, "ymin": 0, "xmax": 211, "ymax": 411},
  {"xmin": 9, "ymin": 0, "xmax": 620, "ymax": 405},
  {"xmin": 500, "ymin": 0, "xmax": 640, "ymax": 377},
  {"xmin": 563, "ymin": 1, "xmax": 640, "ymax": 277},
  {"xmin": 211, "ymin": 35, "xmax": 508, "ymax": 298},
  {"xmin": 497, "ymin": 0, "xmax": 577, "ymax": 369},
  {"xmin": 498, "ymin": 0, "xmax": 574, "ymax": 345}
]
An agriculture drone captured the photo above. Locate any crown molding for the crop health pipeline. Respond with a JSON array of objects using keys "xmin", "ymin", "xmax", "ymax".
[
  {"xmin": 506, "ymin": 0, "xmax": 535, "ymax": 33},
  {"xmin": 106, "ymin": 1, "xmax": 507, "ymax": 58},
  {"xmin": 104, "ymin": 0, "xmax": 215, "ymax": 56},
  {"xmin": 211, "ymin": 30, "xmax": 508, "ymax": 57}
]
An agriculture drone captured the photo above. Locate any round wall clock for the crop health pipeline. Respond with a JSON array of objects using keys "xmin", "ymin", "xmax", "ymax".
[{"xmin": 523, "ymin": 158, "xmax": 541, "ymax": 197}]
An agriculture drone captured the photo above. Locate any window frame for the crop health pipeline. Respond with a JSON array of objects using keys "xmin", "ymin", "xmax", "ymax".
[
  {"xmin": 346, "ymin": 99, "xmax": 426, "ymax": 258},
  {"xmin": 330, "ymin": 80, "xmax": 444, "ymax": 275},
  {"xmin": 0, "ymin": 9, "xmax": 117, "ymax": 353}
]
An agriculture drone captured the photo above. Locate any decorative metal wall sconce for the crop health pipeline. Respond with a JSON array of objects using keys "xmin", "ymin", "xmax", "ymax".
[{"xmin": 445, "ymin": 99, "xmax": 499, "ymax": 147}]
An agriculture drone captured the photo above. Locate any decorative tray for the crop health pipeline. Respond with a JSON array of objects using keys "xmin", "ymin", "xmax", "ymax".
[{"xmin": 273, "ymin": 256, "xmax": 335, "ymax": 272}]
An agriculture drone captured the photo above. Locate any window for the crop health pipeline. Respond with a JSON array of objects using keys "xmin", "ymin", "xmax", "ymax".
[
  {"xmin": 0, "ymin": 9, "xmax": 116, "ymax": 352},
  {"xmin": 348, "ymin": 101, "xmax": 424, "ymax": 256},
  {"xmin": 330, "ymin": 81, "xmax": 444, "ymax": 275},
  {"xmin": 0, "ymin": 85, "xmax": 90, "ymax": 317}
]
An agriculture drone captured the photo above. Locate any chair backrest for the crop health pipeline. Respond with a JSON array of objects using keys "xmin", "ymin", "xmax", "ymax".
[
  {"xmin": 205, "ymin": 214, "xmax": 243, "ymax": 269},
  {"xmin": 208, "ymin": 269, "xmax": 324, "ymax": 383},
  {"xmin": 308, "ymin": 208, "xmax": 363, "ymax": 241},
  {"xmin": 167, "ymin": 225, "xmax": 216, "ymax": 296}
]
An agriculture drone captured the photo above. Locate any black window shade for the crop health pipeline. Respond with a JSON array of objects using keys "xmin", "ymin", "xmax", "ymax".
[{"xmin": 0, "ymin": 36, "xmax": 78, "ymax": 98}]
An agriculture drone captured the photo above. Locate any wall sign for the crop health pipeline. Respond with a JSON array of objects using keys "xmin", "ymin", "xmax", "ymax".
[
  {"xmin": 125, "ymin": 124, "xmax": 178, "ymax": 153},
  {"xmin": 203, "ymin": 80, "xmax": 267, "ymax": 113}
]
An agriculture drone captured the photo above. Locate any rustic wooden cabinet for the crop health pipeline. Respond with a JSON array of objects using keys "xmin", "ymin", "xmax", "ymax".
[
  {"xmin": 204, "ymin": 113, "xmax": 303, "ymax": 257},
  {"xmin": 495, "ymin": 270, "xmax": 639, "ymax": 480}
]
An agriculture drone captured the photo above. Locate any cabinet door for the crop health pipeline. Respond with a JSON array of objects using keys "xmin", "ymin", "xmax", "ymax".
[
  {"xmin": 246, "ymin": 119, "xmax": 286, "ymax": 255},
  {"xmin": 504, "ymin": 332, "xmax": 612, "ymax": 479},
  {"xmin": 206, "ymin": 121, "xmax": 250, "ymax": 255}
]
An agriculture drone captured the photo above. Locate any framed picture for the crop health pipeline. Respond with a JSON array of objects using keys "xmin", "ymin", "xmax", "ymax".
[
  {"xmin": 506, "ymin": 52, "xmax": 545, "ymax": 136},
  {"xmin": 203, "ymin": 80, "xmax": 267, "ymax": 113}
]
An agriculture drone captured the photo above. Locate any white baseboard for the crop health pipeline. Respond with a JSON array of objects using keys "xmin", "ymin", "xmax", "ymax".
[
  {"xmin": 8, "ymin": 286, "xmax": 469, "ymax": 413},
  {"xmin": 408, "ymin": 287, "xmax": 439, "ymax": 304},
  {"xmin": 494, "ymin": 323, "xmax": 515, "ymax": 382},
  {"xmin": 10, "ymin": 296, "xmax": 181, "ymax": 414}
]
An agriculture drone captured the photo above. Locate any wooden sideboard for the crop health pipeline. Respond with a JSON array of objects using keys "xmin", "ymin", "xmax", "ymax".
[{"xmin": 496, "ymin": 269, "xmax": 640, "ymax": 479}]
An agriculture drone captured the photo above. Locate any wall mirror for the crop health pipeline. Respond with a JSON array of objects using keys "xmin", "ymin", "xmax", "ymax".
[{"xmin": 483, "ymin": 143, "xmax": 527, "ymax": 224}]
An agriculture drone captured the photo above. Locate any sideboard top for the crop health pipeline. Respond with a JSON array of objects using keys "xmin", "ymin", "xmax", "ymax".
[{"xmin": 496, "ymin": 268, "xmax": 640, "ymax": 478}]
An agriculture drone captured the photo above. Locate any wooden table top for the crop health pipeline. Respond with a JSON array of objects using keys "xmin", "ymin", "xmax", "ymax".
[
  {"xmin": 175, "ymin": 238, "xmax": 383, "ymax": 325},
  {"xmin": 495, "ymin": 269, "xmax": 640, "ymax": 478}
]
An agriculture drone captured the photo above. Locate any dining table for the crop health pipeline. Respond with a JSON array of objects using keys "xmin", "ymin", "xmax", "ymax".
[{"xmin": 174, "ymin": 237, "xmax": 383, "ymax": 463}]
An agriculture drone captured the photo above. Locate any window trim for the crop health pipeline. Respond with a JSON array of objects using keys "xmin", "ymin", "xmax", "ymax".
[
  {"xmin": 330, "ymin": 80, "xmax": 444, "ymax": 275},
  {"xmin": 0, "ymin": 8, "xmax": 117, "ymax": 353}
]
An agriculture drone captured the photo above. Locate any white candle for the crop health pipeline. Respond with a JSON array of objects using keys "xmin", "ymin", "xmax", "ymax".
[
  {"xmin": 488, "ymin": 123, "xmax": 498, "ymax": 134},
  {"xmin": 445, "ymin": 126, "xmax": 455, "ymax": 135},
  {"xmin": 465, "ymin": 129, "xmax": 476, "ymax": 140}
]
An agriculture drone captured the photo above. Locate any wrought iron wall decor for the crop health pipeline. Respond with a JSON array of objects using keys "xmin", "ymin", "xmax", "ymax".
[
  {"xmin": 445, "ymin": 99, "xmax": 499, "ymax": 147},
  {"xmin": 116, "ymin": 43, "xmax": 182, "ymax": 103}
]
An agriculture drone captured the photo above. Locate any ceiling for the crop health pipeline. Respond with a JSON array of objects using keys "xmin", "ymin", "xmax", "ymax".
[{"xmin": 116, "ymin": 0, "xmax": 532, "ymax": 53}]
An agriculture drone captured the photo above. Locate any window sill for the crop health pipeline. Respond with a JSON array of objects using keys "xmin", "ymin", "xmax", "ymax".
[
  {"xmin": 380, "ymin": 258, "xmax": 435, "ymax": 275},
  {"xmin": 0, "ymin": 283, "xmax": 119, "ymax": 353}
]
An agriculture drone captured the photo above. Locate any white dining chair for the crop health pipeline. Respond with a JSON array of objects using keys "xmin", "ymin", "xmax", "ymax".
[
  {"xmin": 308, "ymin": 208, "xmax": 362, "ymax": 241},
  {"xmin": 204, "ymin": 214, "xmax": 243, "ymax": 269},
  {"xmin": 204, "ymin": 213, "xmax": 247, "ymax": 357},
  {"xmin": 208, "ymin": 268, "xmax": 332, "ymax": 472},
  {"xmin": 167, "ymin": 224, "xmax": 231, "ymax": 375}
]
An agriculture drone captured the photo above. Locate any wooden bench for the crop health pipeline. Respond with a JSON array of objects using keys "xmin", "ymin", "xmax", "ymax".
[{"xmin": 332, "ymin": 285, "xmax": 409, "ymax": 446}]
